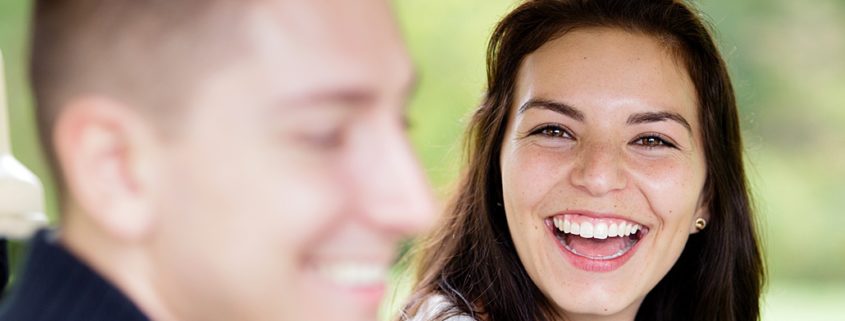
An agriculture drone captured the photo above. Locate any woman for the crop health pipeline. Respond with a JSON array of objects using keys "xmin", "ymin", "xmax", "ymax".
[{"xmin": 400, "ymin": 0, "xmax": 764, "ymax": 321}]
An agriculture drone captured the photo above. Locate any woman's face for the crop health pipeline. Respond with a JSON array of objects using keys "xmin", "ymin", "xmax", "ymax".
[{"xmin": 499, "ymin": 28, "xmax": 708, "ymax": 320}]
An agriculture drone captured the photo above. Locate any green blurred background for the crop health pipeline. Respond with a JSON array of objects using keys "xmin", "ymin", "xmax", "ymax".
[{"xmin": 2, "ymin": 0, "xmax": 844, "ymax": 320}]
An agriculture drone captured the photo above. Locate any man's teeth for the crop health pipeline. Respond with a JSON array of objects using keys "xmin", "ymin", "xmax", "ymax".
[
  {"xmin": 554, "ymin": 217, "xmax": 642, "ymax": 239},
  {"xmin": 316, "ymin": 262, "xmax": 387, "ymax": 288}
]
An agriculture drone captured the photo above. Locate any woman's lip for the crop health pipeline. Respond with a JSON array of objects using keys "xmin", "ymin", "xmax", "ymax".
[
  {"xmin": 545, "ymin": 219, "xmax": 645, "ymax": 272},
  {"xmin": 546, "ymin": 210, "xmax": 649, "ymax": 229}
]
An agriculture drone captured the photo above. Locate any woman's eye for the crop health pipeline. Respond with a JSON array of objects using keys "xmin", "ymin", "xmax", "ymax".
[
  {"xmin": 531, "ymin": 125, "xmax": 572, "ymax": 139},
  {"xmin": 632, "ymin": 135, "xmax": 676, "ymax": 149}
]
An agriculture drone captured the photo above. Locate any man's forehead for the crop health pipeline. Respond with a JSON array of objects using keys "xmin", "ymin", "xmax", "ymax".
[
  {"xmin": 250, "ymin": 0, "xmax": 403, "ymax": 51},
  {"xmin": 239, "ymin": 0, "xmax": 413, "ymax": 97}
]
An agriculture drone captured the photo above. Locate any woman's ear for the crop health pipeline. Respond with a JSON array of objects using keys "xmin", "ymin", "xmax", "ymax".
[
  {"xmin": 54, "ymin": 96, "xmax": 161, "ymax": 242},
  {"xmin": 690, "ymin": 194, "xmax": 710, "ymax": 234}
]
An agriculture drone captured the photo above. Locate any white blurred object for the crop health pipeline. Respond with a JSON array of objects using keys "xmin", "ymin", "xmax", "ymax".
[{"xmin": 0, "ymin": 49, "xmax": 48, "ymax": 239}]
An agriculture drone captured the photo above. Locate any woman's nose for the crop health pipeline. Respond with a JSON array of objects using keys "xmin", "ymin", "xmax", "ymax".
[{"xmin": 569, "ymin": 140, "xmax": 627, "ymax": 197}]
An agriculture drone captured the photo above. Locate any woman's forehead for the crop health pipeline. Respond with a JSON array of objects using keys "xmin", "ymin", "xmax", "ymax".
[{"xmin": 515, "ymin": 28, "xmax": 699, "ymax": 125}]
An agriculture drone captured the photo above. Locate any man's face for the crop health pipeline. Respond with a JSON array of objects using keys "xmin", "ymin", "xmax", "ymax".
[{"xmin": 146, "ymin": 1, "xmax": 434, "ymax": 320}]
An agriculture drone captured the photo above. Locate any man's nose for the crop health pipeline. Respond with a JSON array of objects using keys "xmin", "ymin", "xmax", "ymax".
[{"xmin": 347, "ymin": 119, "xmax": 436, "ymax": 236}]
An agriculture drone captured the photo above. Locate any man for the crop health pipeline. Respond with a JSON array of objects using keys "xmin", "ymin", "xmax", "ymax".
[{"xmin": 0, "ymin": 0, "xmax": 434, "ymax": 320}]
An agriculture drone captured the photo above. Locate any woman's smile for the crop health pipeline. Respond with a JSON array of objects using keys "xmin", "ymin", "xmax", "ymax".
[{"xmin": 546, "ymin": 212, "xmax": 649, "ymax": 272}]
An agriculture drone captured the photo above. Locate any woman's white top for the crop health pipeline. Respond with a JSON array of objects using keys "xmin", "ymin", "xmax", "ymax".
[{"xmin": 405, "ymin": 294, "xmax": 478, "ymax": 321}]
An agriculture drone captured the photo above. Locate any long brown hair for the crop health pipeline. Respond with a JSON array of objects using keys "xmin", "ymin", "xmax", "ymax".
[{"xmin": 399, "ymin": 1, "xmax": 764, "ymax": 321}]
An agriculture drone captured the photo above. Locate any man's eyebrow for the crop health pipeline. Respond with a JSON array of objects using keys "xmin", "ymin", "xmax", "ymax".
[
  {"xmin": 518, "ymin": 98, "xmax": 585, "ymax": 122},
  {"xmin": 627, "ymin": 111, "xmax": 692, "ymax": 133},
  {"xmin": 283, "ymin": 88, "xmax": 377, "ymax": 108}
]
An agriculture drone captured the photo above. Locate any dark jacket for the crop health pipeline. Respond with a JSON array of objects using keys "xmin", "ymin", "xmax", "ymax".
[{"xmin": 0, "ymin": 230, "xmax": 149, "ymax": 321}]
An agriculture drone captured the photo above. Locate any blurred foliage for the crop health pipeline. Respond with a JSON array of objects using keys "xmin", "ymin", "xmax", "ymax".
[{"xmin": 1, "ymin": 0, "xmax": 844, "ymax": 319}]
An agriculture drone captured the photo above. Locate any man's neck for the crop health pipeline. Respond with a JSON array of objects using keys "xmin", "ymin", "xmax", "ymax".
[{"xmin": 60, "ymin": 210, "xmax": 181, "ymax": 321}]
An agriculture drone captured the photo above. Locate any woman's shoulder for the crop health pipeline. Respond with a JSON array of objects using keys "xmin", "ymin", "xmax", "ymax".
[{"xmin": 403, "ymin": 294, "xmax": 479, "ymax": 321}]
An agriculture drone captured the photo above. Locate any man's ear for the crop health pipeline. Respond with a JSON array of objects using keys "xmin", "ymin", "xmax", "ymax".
[{"xmin": 54, "ymin": 97, "xmax": 160, "ymax": 242}]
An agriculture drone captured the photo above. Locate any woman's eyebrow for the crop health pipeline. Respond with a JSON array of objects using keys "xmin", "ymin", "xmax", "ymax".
[
  {"xmin": 518, "ymin": 99, "xmax": 692, "ymax": 134},
  {"xmin": 627, "ymin": 111, "xmax": 692, "ymax": 133},
  {"xmin": 518, "ymin": 98, "xmax": 585, "ymax": 122}
]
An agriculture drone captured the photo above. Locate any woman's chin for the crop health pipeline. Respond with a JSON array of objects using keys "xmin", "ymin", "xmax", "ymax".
[{"xmin": 549, "ymin": 289, "xmax": 644, "ymax": 321}]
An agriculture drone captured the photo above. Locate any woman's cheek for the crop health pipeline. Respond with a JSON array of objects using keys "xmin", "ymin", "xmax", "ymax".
[
  {"xmin": 627, "ymin": 155, "xmax": 704, "ymax": 223},
  {"xmin": 506, "ymin": 144, "xmax": 573, "ymax": 208}
]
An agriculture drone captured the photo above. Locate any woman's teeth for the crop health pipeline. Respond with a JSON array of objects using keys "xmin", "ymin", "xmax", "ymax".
[
  {"xmin": 552, "ymin": 214, "xmax": 646, "ymax": 261},
  {"xmin": 553, "ymin": 216, "xmax": 643, "ymax": 240}
]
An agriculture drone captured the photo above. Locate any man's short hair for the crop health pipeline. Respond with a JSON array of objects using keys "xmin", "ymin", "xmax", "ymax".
[{"xmin": 30, "ymin": 0, "xmax": 252, "ymax": 189}]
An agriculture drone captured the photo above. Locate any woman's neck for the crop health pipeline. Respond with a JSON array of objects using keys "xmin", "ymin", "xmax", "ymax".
[{"xmin": 555, "ymin": 302, "xmax": 640, "ymax": 321}]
